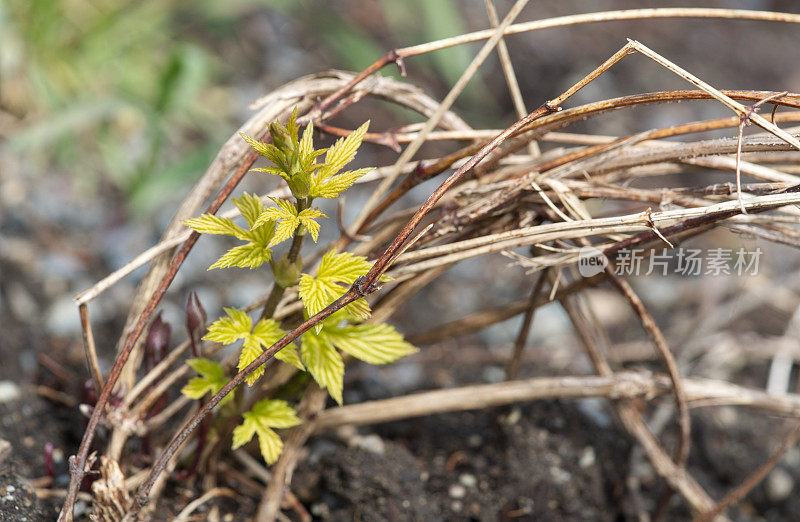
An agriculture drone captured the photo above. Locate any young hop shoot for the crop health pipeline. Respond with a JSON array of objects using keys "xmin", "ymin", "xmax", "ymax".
[{"xmin": 183, "ymin": 109, "xmax": 416, "ymax": 464}]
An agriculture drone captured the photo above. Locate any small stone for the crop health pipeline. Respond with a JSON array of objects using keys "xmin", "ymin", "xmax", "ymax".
[
  {"xmin": 451, "ymin": 500, "xmax": 463, "ymax": 512},
  {"xmin": 579, "ymin": 446, "xmax": 596, "ymax": 469},
  {"xmin": 550, "ymin": 466, "xmax": 571, "ymax": 484},
  {"xmin": 310, "ymin": 503, "xmax": 330, "ymax": 517},
  {"xmin": 459, "ymin": 474, "xmax": 477, "ymax": 488},
  {"xmin": 349, "ymin": 434, "xmax": 385, "ymax": 455},
  {"xmin": 504, "ymin": 407, "xmax": 522, "ymax": 426},
  {"xmin": 482, "ymin": 366, "xmax": 505, "ymax": 384},
  {"xmin": 766, "ymin": 467, "xmax": 794, "ymax": 502},
  {"xmin": 46, "ymin": 296, "xmax": 81, "ymax": 336},
  {"xmin": 449, "ymin": 484, "xmax": 466, "ymax": 499},
  {"xmin": 0, "ymin": 382, "xmax": 20, "ymax": 403},
  {"xmin": 6, "ymin": 486, "xmax": 15, "ymax": 493},
  {"xmin": 6, "ymin": 283, "xmax": 37, "ymax": 321},
  {"xmin": 467, "ymin": 434, "xmax": 482, "ymax": 448}
]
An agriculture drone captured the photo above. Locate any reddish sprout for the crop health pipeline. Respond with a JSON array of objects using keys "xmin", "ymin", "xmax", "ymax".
[
  {"xmin": 81, "ymin": 379, "xmax": 97, "ymax": 408},
  {"xmin": 145, "ymin": 311, "xmax": 171, "ymax": 373},
  {"xmin": 44, "ymin": 442, "xmax": 55, "ymax": 478},
  {"xmin": 185, "ymin": 291, "xmax": 207, "ymax": 357}
]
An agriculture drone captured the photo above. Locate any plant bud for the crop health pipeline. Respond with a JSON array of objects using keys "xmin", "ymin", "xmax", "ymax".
[
  {"xmin": 274, "ymin": 253, "xmax": 303, "ymax": 288},
  {"xmin": 269, "ymin": 122, "xmax": 290, "ymax": 151},
  {"xmin": 44, "ymin": 442, "xmax": 55, "ymax": 478},
  {"xmin": 185, "ymin": 291, "xmax": 207, "ymax": 340},
  {"xmin": 81, "ymin": 379, "xmax": 97, "ymax": 407},
  {"xmin": 145, "ymin": 312, "xmax": 171, "ymax": 372}
]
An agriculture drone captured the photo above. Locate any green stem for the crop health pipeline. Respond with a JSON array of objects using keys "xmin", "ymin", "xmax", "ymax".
[{"xmin": 259, "ymin": 198, "xmax": 310, "ymax": 320}]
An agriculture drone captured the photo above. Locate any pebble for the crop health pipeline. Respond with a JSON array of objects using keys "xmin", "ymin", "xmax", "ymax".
[
  {"xmin": 459, "ymin": 473, "xmax": 477, "ymax": 488},
  {"xmin": 550, "ymin": 466, "xmax": 571, "ymax": 485},
  {"xmin": 0, "ymin": 382, "xmax": 21, "ymax": 403},
  {"xmin": 45, "ymin": 295, "xmax": 82, "ymax": 336},
  {"xmin": 579, "ymin": 446, "xmax": 596, "ymax": 469},
  {"xmin": 448, "ymin": 484, "xmax": 466, "ymax": 499},
  {"xmin": 348, "ymin": 434, "xmax": 385, "ymax": 455},
  {"xmin": 310, "ymin": 502, "xmax": 330, "ymax": 517},
  {"xmin": 385, "ymin": 364, "xmax": 423, "ymax": 394},
  {"xmin": 482, "ymin": 366, "xmax": 506, "ymax": 384},
  {"xmin": 6, "ymin": 282, "xmax": 37, "ymax": 321},
  {"xmin": 766, "ymin": 467, "xmax": 794, "ymax": 502}
]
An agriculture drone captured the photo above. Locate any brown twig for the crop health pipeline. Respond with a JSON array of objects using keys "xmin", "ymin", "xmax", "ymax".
[
  {"xmin": 693, "ymin": 422, "xmax": 800, "ymax": 522},
  {"xmin": 506, "ymin": 269, "xmax": 549, "ymax": 379},
  {"xmin": 309, "ymin": 372, "xmax": 800, "ymax": 434},
  {"xmin": 734, "ymin": 92, "xmax": 789, "ymax": 213},
  {"xmin": 78, "ymin": 304, "xmax": 104, "ymax": 391},
  {"xmin": 602, "ymin": 263, "xmax": 691, "ymax": 467}
]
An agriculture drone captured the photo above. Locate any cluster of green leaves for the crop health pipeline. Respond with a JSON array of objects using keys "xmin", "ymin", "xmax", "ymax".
[{"xmin": 181, "ymin": 109, "xmax": 416, "ymax": 465}]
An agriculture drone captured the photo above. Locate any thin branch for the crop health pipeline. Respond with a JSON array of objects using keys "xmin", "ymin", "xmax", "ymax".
[
  {"xmin": 693, "ymin": 422, "xmax": 800, "ymax": 522},
  {"xmin": 506, "ymin": 270, "xmax": 549, "ymax": 379},
  {"xmin": 347, "ymin": 0, "xmax": 530, "ymax": 236},
  {"xmin": 397, "ymin": 8, "xmax": 800, "ymax": 57},
  {"xmin": 484, "ymin": 0, "xmax": 539, "ymax": 156},
  {"xmin": 78, "ymin": 304, "xmax": 104, "ymax": 390},
  {"xmin": 603, "ymin": 265, "xmax": 691, "ymax": 467},
  {"xmin": 309, "ymin": 372, "xmax": 800, "ymax": 434},
  {"xmin": 173, "ymin": 487, "xmax": 237, "ymax": 521}
]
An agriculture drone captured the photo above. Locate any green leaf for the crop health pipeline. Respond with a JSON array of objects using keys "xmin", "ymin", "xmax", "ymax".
[
  {"xmin": 181, "ymin": 358, "xmax": 234, "ymax": 406},
  {"xmin": 254, "ymin": 427, "xmax": 284, "ymax": 465},
  {"xmin": 299, "ymin": 250, "xmax": 375, "ymax": 324},
  {"xmin": 297, "ymin": 208, "xmax": 325, "ymax": 242},
  {"xmin": 319, "ymin": 121, "xmax": 369, "ymax": 178},
  {"xmin": 184, "ymin": 214, "xmax": 248, "ymax": 239},
  {"xmin": 307, "ymin": 120, "xmax": 371, "ymax": 199},
  {"xmin": 299, "ymin": 120, "xmax": 315, "ymax": 159},
  {"xmin": 309, "ymin": 167, "xmax": 373, "ymax": 199},
  {"xmin": 231, "ymin": 398, "xmax": 300, "ymax": 464},
  {"xmin": 254, "ymin": 198, "xmax": 296, "ymax": 243},
  {"xmin": 238, "ymin": 339, "xmax": 266, "ymax": 386},
  {"xmin": 233, "ymin": 192, "xmax": 264, "ymax": 229},
  {"xmin": 244, "ymin": 219, "xmax": 277, "ymax": 246},
  {"xmin": 240, "ymin": 132, "xmax": 285, "ymax": 170},
  {"xmin": 322, "ymin": 322, "xmax": 417, "ymax": 365},
  {"xmin": 250, "ymin": 397, "xmax": 302, "ymax": 429},
  {"xmin": 298, "ymin": 274, "xmax": 339, "ymax": 319},
  {"xmin": 274, "ymin": 344, "xmax": 305, "ymax": 371},
  {"xmin": 253, "ymin": 198, "xmax": 325, "ymax": 247},
  {"xmin": 317, "ymin": 250, "xmax": 373, "ymax": 284},
  {"xmin": 234, "ymin": 318, "xmax": 297, "ymax": 386},
  {"xmin": 209, "ymin": 242, "xmax": 272, "ymax": 270},
  {"xmin": 188, "ymin": 201, "xmax": 276, "ymax": 270},
  {"xmin": 204, "ymin": 308, "xmax": 251, "ymax": 345},
  {"xmin": 301, "ymin": 332, "xmax": 344, "ymax": 405}
]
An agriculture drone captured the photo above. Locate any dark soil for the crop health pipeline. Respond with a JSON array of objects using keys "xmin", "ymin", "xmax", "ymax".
[{"xmin": 294, "ymin": 401, "xmax": 631, "ymax": 521}]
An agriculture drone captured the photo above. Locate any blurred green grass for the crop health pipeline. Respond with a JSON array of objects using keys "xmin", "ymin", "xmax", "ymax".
[
  {"xmin": 1, "ymin": 0, "xmax": 229, "ymax": 215},
  {"xmin": 1, "ymin": 0, "xmax": 495, "ymax": 218}
]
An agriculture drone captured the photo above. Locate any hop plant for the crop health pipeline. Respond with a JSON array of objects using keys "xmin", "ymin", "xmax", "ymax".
[{"xmin": 181, "ymin": 108, "xmax": 417, "ymax": 465}]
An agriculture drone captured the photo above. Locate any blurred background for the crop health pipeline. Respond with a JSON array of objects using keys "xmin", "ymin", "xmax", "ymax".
[{"xmin": 2, "ymin": 1, "xmax": 800, "ymax": 517}]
